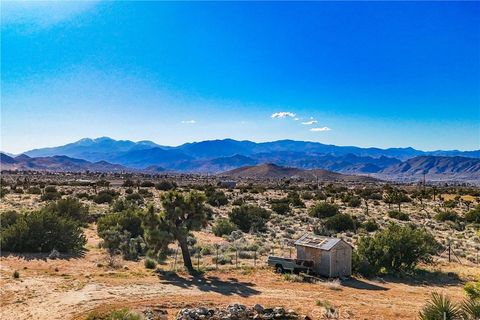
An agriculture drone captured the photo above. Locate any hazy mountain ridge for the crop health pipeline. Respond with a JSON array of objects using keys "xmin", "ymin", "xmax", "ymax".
[
  {"xmin": 0, "ymin": 153, "xmax": 129, "ymax": 173},
  {"xmin": 14, "ymin": 137, "xmax": 480, "ymax": 180}
]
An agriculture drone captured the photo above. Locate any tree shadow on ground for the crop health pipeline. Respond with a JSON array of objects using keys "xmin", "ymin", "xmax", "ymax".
[
  {"xmin": 1, "ymin": 250, "xmax": 86, "ymax": 261},
  {"xmin": 341, "ymin": 278, "xmax": 389, "ymax": 291},
  {"xmin": 381, "ymin": 269, "xmax": 464, "ymax": 288},
  {"xmin": 156, "ymin": 271, "xmax": 261, "ymax": 297}
]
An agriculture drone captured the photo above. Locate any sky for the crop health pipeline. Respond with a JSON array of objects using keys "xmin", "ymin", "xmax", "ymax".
[{"xmin": 1, "ymin": 1, "xmax": 479, "ymax": 154}]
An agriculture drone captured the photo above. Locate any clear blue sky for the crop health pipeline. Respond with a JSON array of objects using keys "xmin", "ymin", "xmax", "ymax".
[{"xmin": 1, "ymin": 1, "xmax": 479, "ymax": 153}]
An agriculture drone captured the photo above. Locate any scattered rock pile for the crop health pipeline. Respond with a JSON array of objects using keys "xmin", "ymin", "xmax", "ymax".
[{"xmin": 177, "ymin": 304, "xmax": 300, "ymax": 320}]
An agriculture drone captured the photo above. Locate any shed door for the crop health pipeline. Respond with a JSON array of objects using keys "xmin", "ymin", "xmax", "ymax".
[{"xmin": 334, "ymin": 248, "xmax": 347, "ymax": 277}]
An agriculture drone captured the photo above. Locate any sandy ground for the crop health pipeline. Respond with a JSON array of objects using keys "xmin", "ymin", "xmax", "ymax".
[{"xmin": 1, "ymin": 230, "xmax": 477, "ymax": 320}]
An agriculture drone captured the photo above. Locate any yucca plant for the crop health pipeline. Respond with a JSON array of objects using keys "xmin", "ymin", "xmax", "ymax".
[
  {"xmin": 419, "ymin": 292, "xmax": 462, "ymax": 320},
  {"xmin": 462, "ymin": 298, "xmax": 480, "ymax": 320}
]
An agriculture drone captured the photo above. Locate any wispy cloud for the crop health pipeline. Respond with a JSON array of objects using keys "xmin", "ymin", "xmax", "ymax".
[
  {"xmin": 301, "ymin": 120, "xmax": 318, "ymax": 125},
  {"xmin": 271, "ymin": 112, "xmax": 296, "ymax": 119},
  {"xmin": 1, "ymin": 1, "xmax": 99, "ymax": 30},
  {"xmin": 310, "ymin": 127, "xmax": 331, "ymax": 132},
  {"xmin": 181, "ymin": 120, "xmax": 196, "ymax": 124}
]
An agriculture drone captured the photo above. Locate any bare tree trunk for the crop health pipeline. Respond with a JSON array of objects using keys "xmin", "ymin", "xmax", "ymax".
[{"xmin": 178, "ymin": 237, "xmax": 194, "ymax": 274}]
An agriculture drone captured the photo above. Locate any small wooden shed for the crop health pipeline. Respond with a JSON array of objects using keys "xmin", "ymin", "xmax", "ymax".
[{"xmin": 295, "ymin": 233, "xmax": 352, "ymax": 277}]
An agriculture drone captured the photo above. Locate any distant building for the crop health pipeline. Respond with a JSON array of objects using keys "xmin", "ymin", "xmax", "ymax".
[
  {"xmin": 219, "ymin": 180, "xmax": 236, "ymax": 189},
  {"xmin": 295, "ymin": 233, "xmax": 352, "ymax": 277}
]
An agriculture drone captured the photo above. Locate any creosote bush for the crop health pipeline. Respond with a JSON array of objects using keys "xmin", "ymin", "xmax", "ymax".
[
  {"xmin": 229, "ymin": 204, "xmax": 271, "ymax": 233},
  {"xmin": 212, "ymin": 218, "xmax": 237, "ymax": 237},
  {"xmin": 308, "ymin": 202, "xmax": 339, "ymax": 219},
  {"xmin": 387, "ymin": 210, "xmax": 409, "ymax": 221}
]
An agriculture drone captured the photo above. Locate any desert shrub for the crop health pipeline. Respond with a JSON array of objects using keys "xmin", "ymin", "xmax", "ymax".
[
  {"xmin": 212, "ymin": 218, "xmax": 237, "ymax": 237},
  {"xmin": 324, "ymin": 214, "xmax": 355, "ymax": 232},
  {"xmin": 356, "ymin": 223, "xmax": 439, "ymax": 274},
  {"xmin": 271, "ymin": 202, "xmax": 291, "ymax": 215},
  {"xmin": 308, "ymin": 202, "xmax": 339, "ymax": 219},
  {"xmin": 93, "ymin": 190, "xmax": 118, "ymax": 204},
  {"xmin": 435, "ymin": 210, "xmax": 460, "ymax": 222},
  {"xmin": 97, "ymin": 209, "xmax": 143, "ymax": 238},
  {"xmin": 43, "ymin": 197, "xmax": 89, "ymax": 224},
  {"xmin": 140, "ymin": 181, "xmax": 155, "ymax": 188},
  {"xmin": 99, "ymin": 227, "xmax": 145, "ymax": 261},
  {"xmin": 229, "ymin": 205, "xmax": 271, "ymax": 233},
  {"xmin": 125, "ymin": 193, "xmax": 144, "ymax": 205},
  {"xmin": 301, "ymin": 191, "xmax": 314, "ymax": 200},
  {"xmin": 287, "ymin": 191, "xmax": 305, "ymax": 208},
  {"xmin": 76, "ymin": 192, "xmax": 90, "ymax": 200},
  {"xmin": 212, "ymin": 254, "xmax": 232, "ymax": 265},
  {"xmin": 419, "ymin": 292, "xmax": 461, "ymax": 320},
  {"xmin": 352, "ymin": 251, "xmax": 376, "ymax": 277},
  {"xmin": 13, "ymin": 270, "xmax": 19, "ymax": 278},
  {"xmin": 44, "ymin": 186, "xmax": 57, "ymax": 193},
  {"xmin": 348, "ymin": 197, "xmax": 362, "ymax": 208},
  {"xmin": 138, "ymin": 188, "xmax": 153, "ymax": 198},
  {"xmin": 122, "ymin": 179, "xmax": 135, "ymax": 188},
  {"xmin": 86, "ymin": 308, "xmax": 143, "ymax": 320},
  {"xmin": 41, "ymin": 190, "xmax": 61, "ymax": 201},
  {"xmin": 1, "ymin": 210, "xmax": 86, "ymax": 253},
  {"xmin": 0, "ymin": 187, "xmax": 9, "ymax": 198},
  {"xmin": 206, "ymin": 190, "xmax": 228, "ymax": 207},
  {"xmin": 314, "ymin": 192, "xmax": 328, "ymax": 201},
  {"xmin": 362, "ymin": 219, "xmax": 379, "ymax": 232},
  {"xmin": 155, "ymin": 180, "xmax": 177, "ymax": 191},
  {"xmin": 465, "ymin": 206, "xmax": 480, "ymax": 223},
  {"xmin": 27, "ymin": 186, "xmax": 42, "ymax": 194},
  {"xmin": 387, "ymin": 210, "xmax": 409, "ymax": 221},
  {"xmin": 144, "ymin": 257, "xmax": 157, "ymax": 269},
  {"xmin": 1, "ymin": 210, "xmax": 20, "ymax": 230},
  {"xmin": 232, "ymin": 197, "xmax": 245, "ymax": 206}
]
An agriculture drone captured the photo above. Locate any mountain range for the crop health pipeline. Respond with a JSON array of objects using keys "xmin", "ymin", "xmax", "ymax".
[{"xmin": 1, "ymin": 137, "xmax": 479, "ymax": 182}]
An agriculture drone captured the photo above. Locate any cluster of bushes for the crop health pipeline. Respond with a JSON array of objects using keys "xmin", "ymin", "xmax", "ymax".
[
  {"xmin": 41, "ymin": 186, "xmax": 61, "ymax": 201},
  {"xmin": 354, "ymin": 223, "xmax": 439, "ymax": 276},
  {"xmin": 212, "ymin": 218, "xmax": 237, "ymax": 237},
  {"xmin": 434, "ymin": 210, "xmax": 460, "ymax": 222},
  {"xmin": 93, "ymin": 190, "xmax": 119, "ymax": 204},
  {"xmin": 387, "ymin": 210, "xmax": 409, "ymax": 221},
  {"xmin": 155, "ymin": 180, "xmax": 177, "ymax": 191},
  {"xmin": 228, "ymin": 204, "xmax": 271, "ymax": 233},
  {"xmin": 1, "ymin": 198, "xmax": 88, "ymax": 253},
  {"xmin": 465, "ymin": 205, "xmax": 480, "ymax": 223},
  {"xmin": 205, "ymin": 187, "xmax": 228, "ymax": 207},
  {"xmin": 309, "ymin": 202, "xmax": 356, "ymax": 233}
]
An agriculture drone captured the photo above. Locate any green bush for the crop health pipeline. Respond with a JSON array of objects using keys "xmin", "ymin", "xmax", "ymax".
[
  {"xmin": 1, "ymin": 209, "xmax": 86, "ymax": 253},
  {"xmin": 212, "ymin": 218, "xmax": 237, "ymax": 237},
  {"xmin": 308, "ymin": 202, "xmax": 339, "ymax": 219},
  {"xmin": 144, "ymin": 257, "xmax": 157, "ymax": 269},
  {"xmin": 97, "ymin": 209, "xmax": 144, "ymax": 238},
  {"xmin": 155, "ymin": 180, "xmax": 177, "ymax": 191},
  {"xmin": 206, "ymin": 190, "xmax": 228, "ymax": 207},
  {"xmin": 287, "ymin": 191, "xmax": 305, "ymax": 208},
  {"xmin": 465, "ymin": 206, "xmax": 480, "ymax": 223},
  {"xmin": 229, "ymin": 205, "xmax": 271, "ymax": 233},
  {"xmin": 41, "ymin": 191, "xmax": 61, "ymax": 201},
  {"xmin": 1, "ymin": 210, "xmax": 20, "ymax": 230},
  {"xmin": 125, "ymin": 193, "xmax": 144, "ymax": 205},
  {"xmin": 93, "ymin": 190, "xmax": 118, "ymax": 204},
  {"xmin": 362, "ymin": 219, "xmax": 379, "ymax": 232},
  {"xmin": 348, "ymin": 197, "xmax": 362, "ymax": 208},
  {"xmin": 271, "ymin": 202, "xmax": 291, "ymax": 215},
  {"xmin": 324, "ymin": 214, "xmax": 355, "ymax": 232},
  {"xmin": 43, "ymin": 197, "xmax": 89, "ymax": 223},
  {"xmin": 435, "ymin": 210, "xmax": 460, "ymax": 222},
  {"xmin": 140, "ymin": 181, "xmax": 155, "ymax": 188},
  {"xmin": 356, "ymin": 223, "xmax": 439, "ymax": 274},
  {"xmin": 27, "ymin": 187, "xmax": 42, "ymax": 194},
  {"xmin": 86, "ymin": 308, "xmax": 143, "ymax": 320},
  {"xmin": 387, "ymin": 210, "xmax": 409, "ymax": 221}
]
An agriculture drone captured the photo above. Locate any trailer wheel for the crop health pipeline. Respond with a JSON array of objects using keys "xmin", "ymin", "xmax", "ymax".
[{"xmin": 275, "ymin": 264, "xmax": 284, "ymax": 274}]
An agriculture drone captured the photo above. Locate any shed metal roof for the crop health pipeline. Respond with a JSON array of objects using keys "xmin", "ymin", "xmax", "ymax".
[{"xmin": 294, "ymin": 233, "xmax": 350, "ymax": 251}]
